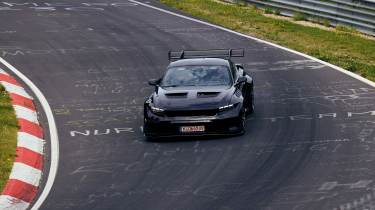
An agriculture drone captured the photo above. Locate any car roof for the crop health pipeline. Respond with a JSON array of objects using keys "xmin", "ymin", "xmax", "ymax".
[{"xmin": 168, "ymin": 58, "xmax": 231, "ymax": 68}]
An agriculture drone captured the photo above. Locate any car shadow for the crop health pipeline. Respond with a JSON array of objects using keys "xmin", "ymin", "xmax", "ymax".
[{"xmin": 144, "ymin": 133, "xmax": 244, "ymax": 143}]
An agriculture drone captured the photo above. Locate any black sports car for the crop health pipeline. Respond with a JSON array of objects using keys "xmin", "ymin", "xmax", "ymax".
[{"xmin": 143, "ymin": 49, "xmax": 254, "ymax": 138}]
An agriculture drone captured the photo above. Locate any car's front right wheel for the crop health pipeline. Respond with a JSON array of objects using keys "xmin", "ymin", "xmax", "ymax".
[{"xmin": 238, "ymin": 109, "xmax": 246, "ymax": 135}]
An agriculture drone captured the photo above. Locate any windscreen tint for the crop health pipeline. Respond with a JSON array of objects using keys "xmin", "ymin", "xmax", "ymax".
[{"xmin": 161, "ymin": 65, "xmax": 232, "ymax": 87}]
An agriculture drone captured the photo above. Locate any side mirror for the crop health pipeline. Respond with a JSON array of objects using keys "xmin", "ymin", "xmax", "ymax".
[
  {"xmin": 236, "ymin": 76, "xmax": 247, "ymax": 84},
  {"xmin": 235, "ymin": 64, "xmax": 244, "ymax": 71},
  {"xmin": 148, "ymin": 78, "xmax": 160, "ymax": 86}
]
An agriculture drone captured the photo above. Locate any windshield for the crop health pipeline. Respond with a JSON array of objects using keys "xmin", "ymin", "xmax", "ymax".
[{"xmin": 161, "ymin": 65, "xmax": 232, "ymax": 87}]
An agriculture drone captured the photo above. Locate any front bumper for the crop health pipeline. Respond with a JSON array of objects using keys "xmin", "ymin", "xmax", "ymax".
[{"xmin": 143, "ymin": 108, "xmax": 243, "ymax": 137}]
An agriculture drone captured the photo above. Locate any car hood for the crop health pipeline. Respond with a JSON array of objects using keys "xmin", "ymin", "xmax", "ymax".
[{"xmin": 152, "ymin": 86, "xmax": 234, "ymax": 110}]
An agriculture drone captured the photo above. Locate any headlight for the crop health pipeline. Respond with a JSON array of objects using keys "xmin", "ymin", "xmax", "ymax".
[
  {"xmin": 145, "ymin": 98, "xmax": 164, "ymax": 114},
  {"xmin": 218, "ymin": 103, "xmax": 235, "ymax": 111},
  {"xmin": 150, "ymin": 104, "xmax": 164, "ymax": 113}
]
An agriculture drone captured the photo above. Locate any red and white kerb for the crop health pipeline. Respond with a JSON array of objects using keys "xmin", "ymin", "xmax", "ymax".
[{"xmin": 0, "ymin": 68, "xmax": 45, "ymax": 210}]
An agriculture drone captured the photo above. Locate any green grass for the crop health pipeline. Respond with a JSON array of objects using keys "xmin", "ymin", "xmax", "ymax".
[
  {"xmin": 323, "ymin": 19, "xmax": 330, "ymax": 27},
  {"xmin": 293, "ymin": 12, "xmax": 307, "ymax": 21},
  {"xmin": 160, "ymin": 0, "xmax": 375, "ymax": 81},
  {"xmin": 264, "ymin": 7, "xmax": 273, "ymax": 14},
  {"xmin": 336, "ymin": 24, "xmax": 358, "ymax": 34},
  {"xmin": 0, "ymin": 84, "xmax": 18, "ymax": 192}
]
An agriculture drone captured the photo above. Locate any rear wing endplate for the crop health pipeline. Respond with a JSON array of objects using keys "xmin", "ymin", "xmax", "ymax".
[{"xmin": 168, "ymin": 49, "xmax": 244, "ymax": 61}]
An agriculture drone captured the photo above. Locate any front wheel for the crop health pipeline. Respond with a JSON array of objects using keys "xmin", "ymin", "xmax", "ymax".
[
  {"xmin": 145, "ymin": 136, "xmax": 157, "ymax": 142},
  {"xmin": 238, "ymin": 109, "xmax": 246, "ymax": 135},
  {"xmin": 246, "ymin": 91, "xmax": 254, "ymax": 115}
]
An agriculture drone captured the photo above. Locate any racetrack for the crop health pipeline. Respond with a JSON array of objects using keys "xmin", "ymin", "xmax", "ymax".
[{"xmin": 1, "ymin": 0, "xmax": 375, "ymax": 209}]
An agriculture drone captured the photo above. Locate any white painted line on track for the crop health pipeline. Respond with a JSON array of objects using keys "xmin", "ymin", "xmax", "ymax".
[
  {"xmin": 0, "ymin": 82, "xmax": 33, "ymax": 99},
  {"xmin": 13, "ymin": 105, "xmax": 39, "ymax": 125},
  {"xmin": 0, "ymin": 57, "xmax": 59, "ymax": 210},
  {"xmin": 9, "ymin": 163, "xmax": 42, "ymax": 187},
  {"xmin": 129, "ymin": 0, "xmax": 375, "ymax": 88},
  {"xmin": 0, "ymin": 195, "xmax": 29, "ymax": 210},
  {"xmin": 17, "ymin": 132, "xmax": 45, "ymax": 155}
]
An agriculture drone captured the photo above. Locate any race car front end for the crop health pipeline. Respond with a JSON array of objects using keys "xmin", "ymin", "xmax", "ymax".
[{"xmin": 143, "ymin": 101, "xmax": 245, "ymax": 138}]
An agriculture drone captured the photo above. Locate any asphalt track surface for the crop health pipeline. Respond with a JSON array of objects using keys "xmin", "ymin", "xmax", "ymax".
[{"xmin": 1, "ymin": 0, "xmax": 375, "ymax": 209}]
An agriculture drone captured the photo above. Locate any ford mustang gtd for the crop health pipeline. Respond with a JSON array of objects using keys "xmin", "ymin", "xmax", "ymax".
[{"xmin": 143, "ymin": 49, "xmax": 254, "ymax": 138}]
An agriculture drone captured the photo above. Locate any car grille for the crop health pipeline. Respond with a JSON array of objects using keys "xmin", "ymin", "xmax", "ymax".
[{"xmin": 164, "ymin": 109, "xmax": 218, "ymax": 117}]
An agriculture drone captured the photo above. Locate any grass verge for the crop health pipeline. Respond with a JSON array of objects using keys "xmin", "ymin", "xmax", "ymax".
[
  {"xmin": 0, "ymin": 84, "xmax": 18, "ymax": 192},
  {"xmin": 160, "ymin": 0, "xmax": 375, "ymax": 81}
]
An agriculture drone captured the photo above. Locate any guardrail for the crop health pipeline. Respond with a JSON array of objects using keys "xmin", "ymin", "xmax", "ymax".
[{"xmin": 242, "ymin": 0, "xmax": 375, "ymax": 36}]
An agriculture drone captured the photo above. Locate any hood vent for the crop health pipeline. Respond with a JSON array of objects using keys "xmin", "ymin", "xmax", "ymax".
[
  {"xmin": 197, "ymin": 92, "xmax": 220, "ymax": 98},
  {"xmin": 165, "ymin": 92, "xmax": 188, "ymax": 98}
]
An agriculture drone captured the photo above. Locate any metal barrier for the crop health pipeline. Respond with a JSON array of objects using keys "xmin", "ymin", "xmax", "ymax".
[{"xmin": 242, "ymin": 0, "xmax": 375, "ymax": 36}]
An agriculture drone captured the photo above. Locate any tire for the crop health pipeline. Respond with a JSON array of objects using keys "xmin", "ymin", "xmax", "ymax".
[
  {"xmin": 246, "ymin": 87, "xmax": 254, "ymax": 115},
  {"xmin": 143, "ymin": 125, "xmax": 156, "ymax": 141},
  {"xmin": 247, "ymin": 94, "xmax": 254, "ymax": 115},
  {"xmin": 144, "ymin": 135, "xmax": 158, "ymax": 142},
  {"xmin": 238, "ymin": 109, "xmax": 246, "ymax": 135}
]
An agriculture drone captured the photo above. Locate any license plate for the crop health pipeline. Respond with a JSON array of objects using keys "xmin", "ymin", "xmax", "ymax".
[{"xmin": 180, "ymin": 126, "xmax": 205, "ymax": 133}]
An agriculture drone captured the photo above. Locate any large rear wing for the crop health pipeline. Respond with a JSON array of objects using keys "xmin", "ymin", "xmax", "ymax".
[{"xmin": 168, "ymin": 49, "xmax": 244, "ymax": 61}]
